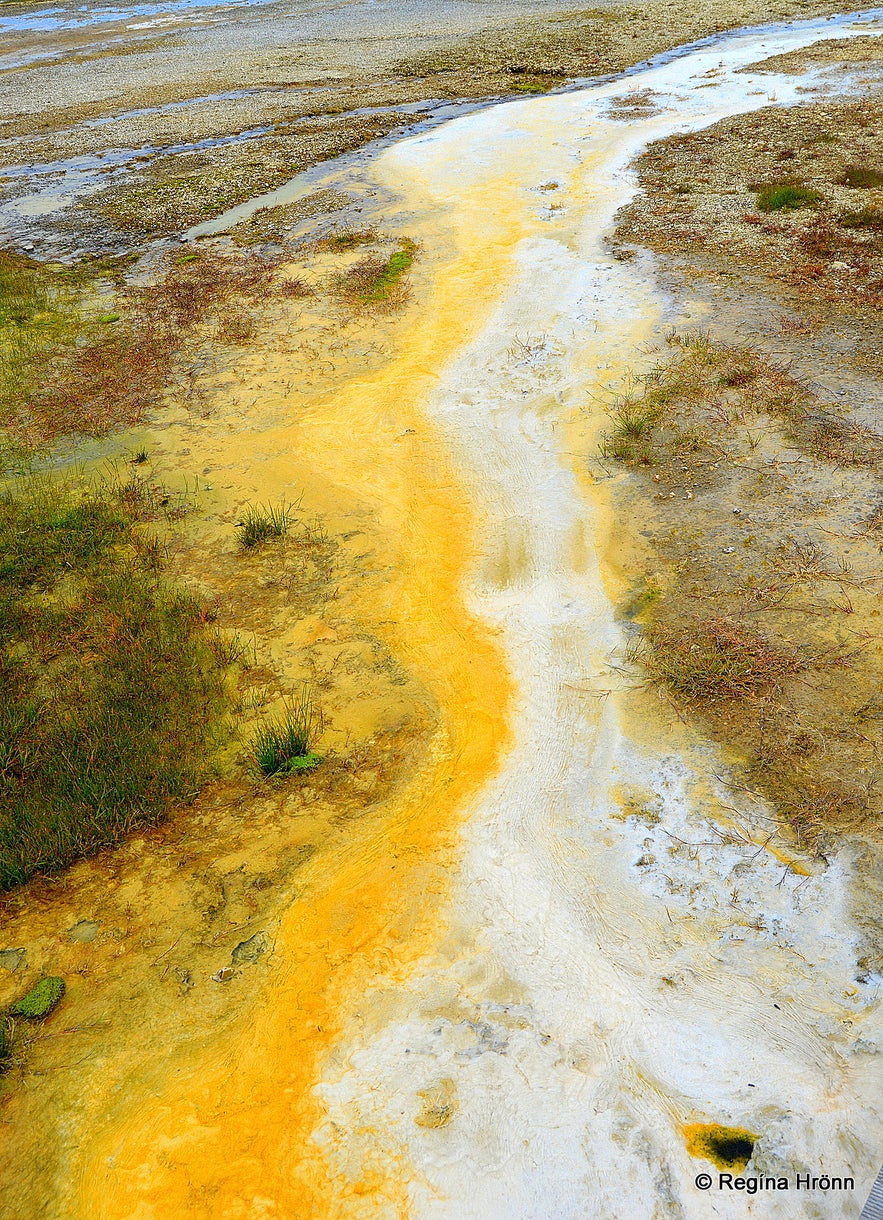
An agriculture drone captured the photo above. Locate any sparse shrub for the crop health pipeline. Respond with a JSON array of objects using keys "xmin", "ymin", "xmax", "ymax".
[
  {"xmin": 250, "ymin": 692, "xmax": 322, "ymax": 777},
  {"xmin": 236, "ymin": 501, "xmax": 291, "ymax": 548}
]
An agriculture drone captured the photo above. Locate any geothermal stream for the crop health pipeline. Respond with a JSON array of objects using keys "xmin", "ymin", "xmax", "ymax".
[
  {"xmin": 50, "ymin": 12, "xmax": 883, "ymax": 1220},
  {"xmin": 299, "ymin": 17, "xmax": 883, "ymax": 1219}
]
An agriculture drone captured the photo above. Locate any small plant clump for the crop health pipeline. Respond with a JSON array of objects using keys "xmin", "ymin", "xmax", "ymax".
[
  {"xmin": 250, "ymin": 692, "xmax": 322, "ymax": 778},
  {"xmin": 837, "ymin": 165, "xmax": 883, "ymax": 189},
  {"xmin": 755, "ymin": 183, "xmax": 821, "ymax": 212},
  {"xmin": 839, "ymin": 207, "xmax": 883, "ymax": 231},
  {"xmin": 340, "ymin": 239, "xmax": 417, "ymax": 305},
  {"xmin": 684, "ymin": 1123, "xmax": 757, "ymax": 1172},
  {"xmin": 511, "ymin": 76, "xmax": 556, "ymax": 94},
  {"xmin": 9, "ymin": 977, "xmax": 65, "ymax": 1019},
  {"xmin": 236, "ymin": 501, "xmax": 291, "ymax": 548},
  {"xmin": 635, "ymin": 617, "xmax": 807, "ymax": 703},
  {"xmin": 322, "ymin": 228, "xmax": 378, "ymax": 250}
]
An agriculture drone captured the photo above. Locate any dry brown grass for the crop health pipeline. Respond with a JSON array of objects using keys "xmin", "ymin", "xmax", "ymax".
[
  {"xmin": 604, "ymin": 335, "xmax": 883, "ymax": 846},
  {"xmin": 600, "ymin": 334, "xmax": 883, "ymax": 472},
  {"xmin": 634, "ymin": 616, "xmax": 808, "ymax": 702}
]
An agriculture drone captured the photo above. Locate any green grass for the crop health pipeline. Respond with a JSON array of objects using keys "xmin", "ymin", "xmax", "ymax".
[
  {"xmin": 0, "ymin": 252, "xmax": 82, "ymax": 427},
  {"xmin": 0, "ymin": 471, "xmax": 233, "ymax": 891},
  {"xmin": 250, "ymin": 692, "xmax": 322, "ymax": 777},
  {"xmin": 236, "ymin": 501, "xmax": 291, "ymax": 548},
  {"xmin": 599, "ymin": 396, "xmax": 665, "ymax": 463},
  {"xmin": 755, "ymin": 183, "xmax": 821, "ymax": 212}
]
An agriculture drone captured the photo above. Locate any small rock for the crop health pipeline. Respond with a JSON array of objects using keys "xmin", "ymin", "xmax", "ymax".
[
  {"xmin": 68, "ymin": 920, "xmax": 100, "ymax": 943},
  {"xmin": 0, "ymin": 948, "xmax": 26, "ymax": 973},
  {"xmin": 231, "ymin": 932, "xmax": 269, "ymax": 966},
  {"xmin": 211, "ymin": 966, "xmax": 235, "ymax": 983}
]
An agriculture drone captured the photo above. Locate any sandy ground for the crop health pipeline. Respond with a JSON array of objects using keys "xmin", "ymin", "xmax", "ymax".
[{"xmin": 3, "ymin": 11, "xmax": 883, "ymax": 1219}]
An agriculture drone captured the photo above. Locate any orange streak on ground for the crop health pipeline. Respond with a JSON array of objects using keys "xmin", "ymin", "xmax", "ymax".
[{"xmin": 82, "ymin": 228, "xmax": 521, "ymax": 1220}]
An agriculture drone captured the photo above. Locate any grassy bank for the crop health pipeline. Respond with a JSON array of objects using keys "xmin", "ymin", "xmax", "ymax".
[{"xmin": 0, "ymin": 470, "xmax": 234, "ymax": 890}]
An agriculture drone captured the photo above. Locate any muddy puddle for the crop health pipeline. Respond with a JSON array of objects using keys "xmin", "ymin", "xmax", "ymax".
[{"xmin": 2, "ymin": 9, "xmax": 883, "ymax": 1219}]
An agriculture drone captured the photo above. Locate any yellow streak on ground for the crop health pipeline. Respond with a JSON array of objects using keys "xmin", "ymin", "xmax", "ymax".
[{"xmin": 82, "ymin": 196, "xmax": 526, "ymax": 1220}]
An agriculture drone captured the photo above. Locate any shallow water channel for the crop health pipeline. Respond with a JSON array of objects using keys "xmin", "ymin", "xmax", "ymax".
[{"xmin": 292, "ymin": 15, "xmax": 883, "ymax": 1217}]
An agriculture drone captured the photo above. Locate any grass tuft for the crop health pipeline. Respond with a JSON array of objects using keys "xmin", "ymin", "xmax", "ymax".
[
  {"xmin": 755, "ymin": 183, "xmax": 821, "ymax": 212},
  {"xmin": 236, "ymin": 501, "xmax": 291, "ymax": 548},
  {"xmin": 633, "ymin": 616, "xmax": 807, "ymax": 703},
  {"xmin": 839, "ymin": 206, "xmax": 883, "ymax": 231},
  {"xmin": 340, "ymin": 239, "xmax": 417, "ymax": 305},
  {"xmin": 837, "ymin": 165, "xmax": 883, "ymax": 189},
  {"xmin": 250, "ymin": 691, "xmax": 322, "ymax": 777}
]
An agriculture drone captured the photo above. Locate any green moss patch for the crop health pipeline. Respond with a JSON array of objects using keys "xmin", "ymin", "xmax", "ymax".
[{"xmin": 9, "ymin": 976, "xmax": 65, "ymax": 1019}]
